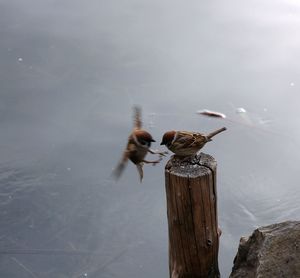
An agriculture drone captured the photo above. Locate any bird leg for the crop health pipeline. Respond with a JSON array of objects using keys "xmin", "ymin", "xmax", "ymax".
[
  {"xmin": 148, "ymin": 149, "xmax": 168, "ymax": 156},
  {"xmin": 142, "ymin": 157, "xmax": 163, "ymax": 165}
]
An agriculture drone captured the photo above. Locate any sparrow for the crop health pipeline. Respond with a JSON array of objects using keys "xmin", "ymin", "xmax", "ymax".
[
  {"xmin": 113, "ymin": 106, "xmax": 167, "ymax": 182},
  {"xmin": 160, "ymin": 127, "xmax": 226, "ymax": 157}
]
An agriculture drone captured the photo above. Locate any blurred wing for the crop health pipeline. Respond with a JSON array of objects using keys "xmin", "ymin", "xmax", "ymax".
[
  {"xmin": 133, "ymin": 106, "xmax": 142, "ymax": 129},
  {"xmin": 112, "ymin": 150, "xmax": 129, "ymax": 180},
  {"xmin": 136, "ymin": 163, "xmax": 143, "ymax": 182}
]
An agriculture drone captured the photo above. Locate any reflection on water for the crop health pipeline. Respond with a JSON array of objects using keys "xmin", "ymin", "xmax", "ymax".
[{"xmin": 1, "ymin": 0, "xmax": 300, "ymax": 277}]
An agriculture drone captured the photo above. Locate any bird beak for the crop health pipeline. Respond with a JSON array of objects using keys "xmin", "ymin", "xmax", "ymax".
[
  {"xmin": 160, "ymin": 141, "xmax": 164, "ymax": 145},
  {"xmin": 151, "ymin": 139, "xmax": 156, "ymax": 142}
]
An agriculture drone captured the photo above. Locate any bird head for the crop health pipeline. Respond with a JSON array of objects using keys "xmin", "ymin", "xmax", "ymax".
[
  {"xmin": 160, "ymin": 131, "xmax": 176, "ymax": 146},
  {"xmin": 134, "ymin": 130, "xmax": 155, "ymax": 147}
]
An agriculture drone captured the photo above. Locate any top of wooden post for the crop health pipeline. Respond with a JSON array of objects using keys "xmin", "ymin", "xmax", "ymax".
[{"xmin": 165, "ymin": 153, "xmax": 217, "ymax": 178}]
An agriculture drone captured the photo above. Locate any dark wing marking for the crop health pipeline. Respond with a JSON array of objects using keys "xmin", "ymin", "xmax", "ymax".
[
  {"xmin": 176, "ymin": 132, "xmax": 200, "ymax": 147},
  {"xmin": 174, "ymin": 131, "xmax": 207, "ymax": 150}
]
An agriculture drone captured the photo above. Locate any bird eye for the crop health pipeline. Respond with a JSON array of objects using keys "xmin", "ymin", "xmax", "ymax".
[
  {"xmin": 140, "ymin": 140, "xmax": 151, "ymax": 147},
  {"xmin": 140, "ymin": 140, "xmax": 146, "ymax": 145}
]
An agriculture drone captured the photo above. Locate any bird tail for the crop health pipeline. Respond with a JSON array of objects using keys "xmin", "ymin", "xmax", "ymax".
[
  {"xmin": 207, "ymin": 127, "xmax": 227, "ymax": 140},
  {"xmin": 133, "ymin": 106, "xmax": 142, "ymax": 129}
]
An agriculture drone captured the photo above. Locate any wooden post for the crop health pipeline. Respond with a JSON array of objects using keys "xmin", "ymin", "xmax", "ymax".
[{"xmin": 165, "ymin": 153, "xmax": 220, "ymax": 278}]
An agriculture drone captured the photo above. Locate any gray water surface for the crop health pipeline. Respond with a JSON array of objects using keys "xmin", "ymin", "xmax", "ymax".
[{"xmin": 1, "ymin": 0, "xmax": 300, "ymax": 277}]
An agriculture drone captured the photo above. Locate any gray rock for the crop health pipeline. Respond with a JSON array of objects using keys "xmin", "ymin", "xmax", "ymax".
[{"xmin": 230, "ymin": 221, "xmax": 300, "ymax": 278}]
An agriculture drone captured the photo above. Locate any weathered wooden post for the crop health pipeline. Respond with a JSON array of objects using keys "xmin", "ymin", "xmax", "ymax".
[{"xmin": 165, "ymin": 153, "xmax": 220, "ymax": 278}]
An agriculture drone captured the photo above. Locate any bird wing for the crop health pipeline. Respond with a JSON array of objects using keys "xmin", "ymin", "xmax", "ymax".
[
  {"xmin": 176, "ymin": 131, "xmax": 206, "ymax": 148},
  {"xmin": 112, "ymin": 149, "xmax": 130, "ymax": 180},
  {"xmin": 133, "ymin": 106, "xmax": 142, "ymax": 129}
]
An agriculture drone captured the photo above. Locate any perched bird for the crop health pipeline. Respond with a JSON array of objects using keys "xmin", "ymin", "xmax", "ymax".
[
  {"xmin": 160, "ymin": 127, "xmax": 226, "ymax": 157},
  {"xmin": 113, "ymin": 106, "xmax": 166, "ymax": 182}
]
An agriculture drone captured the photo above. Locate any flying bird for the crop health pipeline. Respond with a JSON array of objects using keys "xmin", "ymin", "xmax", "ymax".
[{"xmin": 113, "ymin": 106, "xmax": 166, "ymax": 182}]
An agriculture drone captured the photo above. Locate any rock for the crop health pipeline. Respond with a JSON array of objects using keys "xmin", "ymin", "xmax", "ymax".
[{"xmin": 230, "ymin": 221, "xmax": 300, "ymax": 278}]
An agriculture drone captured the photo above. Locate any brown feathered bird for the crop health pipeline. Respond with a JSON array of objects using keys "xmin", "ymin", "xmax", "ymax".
[
  {"xmin": 160, "ymin": 127, "xmax": 226, "ymax": 157},
  {"xmin": 113, "ymin": 106, "xmax": 166, "ymax": 181}
]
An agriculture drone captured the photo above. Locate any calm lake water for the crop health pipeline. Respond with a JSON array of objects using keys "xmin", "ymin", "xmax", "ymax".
[{"xmin": 1, "ymin": 0, "xmax": 300, "ymax": 277}]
